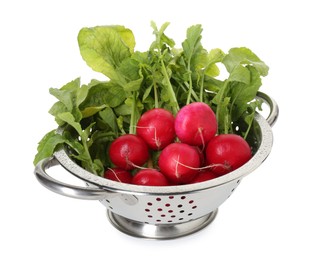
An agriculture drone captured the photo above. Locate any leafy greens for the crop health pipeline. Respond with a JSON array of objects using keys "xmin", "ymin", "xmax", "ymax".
[{"xmin": 33, "ymin": 22, "xmax": 269, "ymax": 176}]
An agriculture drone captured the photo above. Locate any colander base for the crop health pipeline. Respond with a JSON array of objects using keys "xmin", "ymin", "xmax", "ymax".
[{"xmin": 107, "ymin": 209, "xmax": 218, "ymax": 239}]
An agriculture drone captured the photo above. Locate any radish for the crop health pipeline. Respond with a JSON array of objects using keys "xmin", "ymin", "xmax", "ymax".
[
  {"xmin": 109, "ymin": 134, "xmax": 149, "ymax": 170},
  {"xmin": 158, "ymin": 143, "xmax": 201, "ymax": 184},
  {"xmin": 104, "ymin": 168, "xmax": 133, "ymax": 184},
  {"xmin": 190, "ymin": 170, "xmax": 219, "ymax": 183},
  {"xmin": 205, "ymin": 134, "xmax": 252, "ymax": 175},
  {"xmin": 174, "ymin": 102, "xmax": 217, "ymax": 146},
  {"xmin": 132, "ymin": 169, "xmax": 169, "ymax": 186},
  {"xmin": 136, "ymin": 108, "xmax": 176, "ymax": 150}
]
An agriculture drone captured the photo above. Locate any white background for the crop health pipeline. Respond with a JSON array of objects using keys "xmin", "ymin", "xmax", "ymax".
[{"xmin": 1, "ymin": 0, "xmax": 311, "ymax": 259}]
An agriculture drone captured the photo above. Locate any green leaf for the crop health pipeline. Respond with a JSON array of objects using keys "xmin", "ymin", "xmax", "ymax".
[
  {"xmin": 48, "ymin": 101, "xmax": 68, "ymax": 125},
  {"xmin": 49, "ymin": 78, "xmax": 83, "ymax": 122},
  {"xmin": 123, "ymin": 78, "xmax": 143, "ymax": 92},
  {"xmin": 118, "ymin": 56, "xmax": 141, "ymax": 81},
  {"xmin": 88, "ymin": 131, "xmax": 115, "ymax": 172},
  {"xmin": 79, "ymin": 81, "xmax": 126, "ymax": 117},
  {"xmin": 207, "ymin": 48, "xmax": 226, "ymax": 64},
  {"xmin": 114, "ymin": 96, "xmax": 143, "ymax": 115},
  {"xmin": 192, "ymin": 48, "xmax": 209, "ymax": 71},
  {"xmin": 80, "ymin": 105, "xmax": 107, "ymax": 118},
  {"xmin": 228, "ymin": 65, "xmax": 250, "ymax": 84},
  {"xmin": 76, "ymin": 84, "xmax": 89, "ymax": 107},
  {"xmin": 90, "ymin": 81, "xmax": 126, "ymax": 107},
  {"xmin": 182, "ymin": 24, "xmax": 203, "ymax": 63},
  {"xmin": 116, "ymin": 116, "xmax": 126, "ymax": 134},
  {"xmin": 49, "ymin": 78, "xmax": 80, "ymax": 112},
  {"xmin": 230, "ymin": 67, "xmax": 263, "ymax": 122},
  {"xmin": 56, "ymin": 112, "xmax": 83, "ymax": 137},
  {"xmin": 113, "ymin": 26, "xmax": 136, "ymax": 53},
  {"xmin": 231, "ymin": 66, "xmax": 262, "ymax": 106},
  {"xmin": 150, "ymin": 21, "xmax": 175, "ymax": 49},
  {"xmin": 114, "ymin": 103, "xmax": 132, "ymax": 116},
  {"xmin": 205, "ymin": 64, "xmax": 220, "ymax": 77},
  {"xmin": 78, "ymin": 26, "xmax": 135, "ymax": 82},
  {"xmin": 72, "ymin": 150, "xmax": 92, "ymax": 162},
  {"xmin": 117, "ymin": 56, "xmax": 144, "ymax": 92},
  {"xmin": 181, "ymin": 24, "xmax": 204, "ymax": 104},
  {"xmin": 142, "ymin": 83, "xmax": 153, "ymax": 102},
  {"xmin": 242, "ymin": 99, "xmax": 263, "ymax": 139},
  {"xmin": 62, "ymin": 130, "xmax": 85, "ymax": 154},
  {"xmin": 98, "ymin": 107, "xmax": 118, "ymax": 134},
  {"xmin": 33, "ymin": 130, "xmax": 66, "ymax": 165},
  {"xmin": 222, "ymin": 47, "xmax": 269, "ymax": 76},
  {"xmin": 92, "ymin": 159, "xmax": 104, "ymax": 176},
  {"xmin": 204, "ymin": 48, "xmax": 226, "ymax": 77}
]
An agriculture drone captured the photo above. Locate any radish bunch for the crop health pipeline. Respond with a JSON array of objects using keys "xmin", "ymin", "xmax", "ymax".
[
  {"xmin": 105, "ymin": 102, "xmax": 252, "ymax": 186},
  {"xmin": 34, "ymin": 23, "xmax": 268, "ymax": 185}
]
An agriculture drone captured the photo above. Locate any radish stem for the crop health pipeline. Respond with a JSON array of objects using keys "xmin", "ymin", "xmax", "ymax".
[{"xmin": 130, "ymin": 91, "xmax": 138, "ymax": 134}]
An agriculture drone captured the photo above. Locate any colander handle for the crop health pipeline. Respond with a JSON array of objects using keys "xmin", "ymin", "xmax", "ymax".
[
  {"xmin": 34, "ymin": 156, "xmax": 112, "ymax": 200},
  {"xmin": 257, "ymin": 91, "xmax": 279, "ymax": 127}
]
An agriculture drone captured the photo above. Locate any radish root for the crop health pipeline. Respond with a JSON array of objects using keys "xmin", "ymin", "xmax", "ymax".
[
  {"xmin": 173, "ymin": 159, "xmax": 231, "ymax": 172},
  {"xmin": 107, "ymin": 168, "xmax": 122, "ymax": 183},
  {"xmin": 135, "ymin": 125, "xmax": 161, "ymax": 149}
]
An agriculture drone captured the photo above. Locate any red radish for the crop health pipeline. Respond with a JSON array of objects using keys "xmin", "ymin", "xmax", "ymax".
[
  {"xmin": 132, "ymin": 169, "xmax": 169, "ymax": 186},
  {"xmin": 109, "ymin": 134, "xmax": 149, "ymax": 170},
  {"xmin": 136, "ymin": 108, "xmax": 176, "ymax": 150},
  {"xmin": 206, "ymin": 134, "xmax": 252, "ymax": 175},
  {"xmin": 158, "ymin": 143, "xmax": 201, "ymax": 184},
  {"xmin": 104, "ymin": 168, "xmax": 133, "ymax": 184},
  {"xmin": 174, "ymin": 102, "xmax": 217, "ymax": 146},
  {"xmin": 190, "ymin": 170, "xmax": 219, "ymax": 183}
]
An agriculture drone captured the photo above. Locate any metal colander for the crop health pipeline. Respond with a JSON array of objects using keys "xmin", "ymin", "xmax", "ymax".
[{"xmin": 34, "ymin": 92, "xmax": 278, "ymax": 239}]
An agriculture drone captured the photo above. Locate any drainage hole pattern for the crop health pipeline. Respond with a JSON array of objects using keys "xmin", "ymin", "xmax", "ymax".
[{"xmin": 144, "ymin": 195, "xmax": 198, "ymax": 224}]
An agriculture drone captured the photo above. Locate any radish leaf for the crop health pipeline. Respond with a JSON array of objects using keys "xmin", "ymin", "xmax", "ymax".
[{"xmin": 78, "ymin": 26, "xmax": 135, "ymax": 83}]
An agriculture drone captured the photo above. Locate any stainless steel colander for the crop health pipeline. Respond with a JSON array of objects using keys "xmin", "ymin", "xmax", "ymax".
[{"xmin": 34, "ymin": 92, "xmax": 278, "ymax": 239}]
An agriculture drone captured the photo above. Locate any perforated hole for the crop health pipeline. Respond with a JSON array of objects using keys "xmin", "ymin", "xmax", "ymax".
[
  {"xmin": 228, "ymin": 180, "xmax": 241, "ymax": 198},
  {"xmin": 105, "ymin": 199, "xmax": 113, "ymax": 210},
  {"xmin": 144, "ymin": 195, "xmax": 198, "ymax": 223}
]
